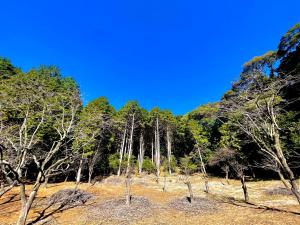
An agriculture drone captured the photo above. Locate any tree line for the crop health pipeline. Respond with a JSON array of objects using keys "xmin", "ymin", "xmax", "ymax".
[{"xmin": 0, "ymin": 23, "xmax": 299, "ymax": 224}]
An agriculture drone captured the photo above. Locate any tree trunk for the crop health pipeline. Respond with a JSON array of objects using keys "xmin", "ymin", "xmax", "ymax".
[
  {"xmin": 241, "ymin": 175, "xmax": 249, "ymax": 203},
  {"xmin": 75, "ymin": 157, "xmax": 83, "ymax": 190},
  {"xmin": 166, "ymin": 126, "xmax": 172, "ymax": 175},
  {"xmin": 88, "ymin": 149, "xmax": 100, "ymax": 184},
  {"xmin": 126, "ymin": 114, "xmax": 135, "ymax": 175},
  {"xmin": 125, "ymin": 174, "xmax": 131, "ymax": 206},
  {"xmin": 186, "ymin": 181, "xmax": 194, "ymax": 203},
  {"xmin": 118, "ymin": 128, "xmax": 127, "ymax": 176},
  {"xmin": 155, "ymin": 117, "xmax": 160, "ymax": 178},
  {"xmin": 163, "ymin": 175, "xmax": 167, "ymax": 192},
  {"xmin": 225, "ymin": 166, "xmax": 229, "ymax": 185},
  {"xmin": 277, "ymin": 170, "xmax": 291, "ymax": 189},
  {"xmin": 17, "ymin": 173, "xmax": 42, "ymax": 225},
  {"xmin": 274, "ymin": 132, "xmax": 300, "ymax": 204},
  {"xmin": 43, "ymin": 176, "xmax": 49, "ymax": 188},
  {"xmin": 204, "ymin": 180, "xmax": 209, "ymax": 193},
  {"xmin": 197, "ymin": 147, "xmax": 209, "ymax": 193},
  {"xmin": 151, "ymin": 140, "xmax": 154, "ymax": 164},
  {"xmin": 88, "ymin": 170, "xmax": 92, "ymax": 184},
  {"xmin": 138, "ymin": 133, "xmax": 144, "ymax": 174}
]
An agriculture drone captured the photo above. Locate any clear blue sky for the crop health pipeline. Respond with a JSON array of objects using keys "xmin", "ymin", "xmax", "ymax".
[{"xmin": 0, "ymin": 1, "xmax": 299, "ymax": 115}]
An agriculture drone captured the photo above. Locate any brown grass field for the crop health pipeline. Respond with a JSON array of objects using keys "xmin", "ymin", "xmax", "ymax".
[{"xmin": 1, "ymin": 175, "xmax": 300, "ymax": 225}]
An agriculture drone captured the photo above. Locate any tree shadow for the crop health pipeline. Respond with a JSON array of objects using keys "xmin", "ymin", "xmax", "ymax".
[
  {"xmin": 28, "ymin": 201, "xmax": 84, "ymax": 225},
  {"xmin": 221, "ymin": 195, "xmax": 300, "ymax": 216},
  {"xmin": 0, "ymin": 193, "xmax": 18, "ymax": 205}
]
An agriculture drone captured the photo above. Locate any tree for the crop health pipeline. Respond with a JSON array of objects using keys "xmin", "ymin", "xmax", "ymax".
[
  {"xmin": 187, "ymin": 119, "xmax": 210, "ymax": 193},
  {"xmin": 179, "ymin": 155, "xmax": 197, "ymax": 203},
  {"xmin": 0, "ymin": 57, "xmax": 20, "ymax": 80},
  {"xmin": 116, "ymin": 101, "xmax": 144, "ymax": 176},
  {"xmin": 160, "ymin": 110, "xmax": 177, "ymax": 176},
  {"xmin": 149, "ymin": 107, "xmax": 163, "ymax": 179},
  {"xmin": 0, "ymin": 66, "xmax": 81, "ymax": 225},
  {"xmin": 220, "ymin": 67, "xmax": 300, "ymax": 204},
  {"xmin": 73, "ymin": 97, "xmax": 114, "ymax": 185}
]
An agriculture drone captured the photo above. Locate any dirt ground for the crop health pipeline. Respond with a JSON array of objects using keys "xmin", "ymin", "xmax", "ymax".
[{"xmin": 1, "ymin": 174, "xmax": 300, "ymax": 225}]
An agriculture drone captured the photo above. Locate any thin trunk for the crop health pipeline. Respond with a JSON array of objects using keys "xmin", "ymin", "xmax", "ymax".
[
  {"xmin": 43, "ymin": 176, "xmax": 49, "ymax": 188},
  {"xmin": 155, "ymin": 117, "xmax": 160, "ymax": 178},
  {"xmin": 274, "ymin": 132, "xmax": 300, "ymax": 204},
  {"xmin": 125, "ymin": 174, "xmax": 131, "ymax": 206},
  {"xmin": 64, "ymin": 174, "xmax": 69, "ymax": 182},
  {"xmin": 225, "ymin": 166, "xmax": 229, "ymax": 185},
  {"xmin": 138, "ymin": 133, "xmax": 144, "ymax": 174},
  {"xmin": 241, "ymin": 175, "xmax": 249, "ymax": 203},
  {"xmin": 163, "ymin": 175, "xmax": 167, "ymax": 192},
  {"xmin": 118, "ymin": 128, "xmax": 127, "ymax": 176},
  {"xmin": 277, "ymin": 170, "xmax": 291, "ymax": 189},
  {"xmin": 197, "ymin": 147, "xmax": 209, "ymax": 193},
  {"xmin": 186, "ymin": 181, "xmax": 194, "ymax": 203},
  {"xmin": 126, "ymin": 113, "xmax": 135, "ymax": 175},
  {"xmin": 75, "ymin": 157, "xmax": 83, "ymax": 190},
  {"xmin": 151, "ymin": 140, "xmax": 154, "ymax": 164},
  {"xmin": 88, "ymin": 149, "xmax": 99, "ymax": 184},
  {"xmin": 166, "ymin": 125, "xmax": 172, "ymax": 175},
  {"xmin": 88, "ymin": 170, "xmax": 92, "ymax": 184}
]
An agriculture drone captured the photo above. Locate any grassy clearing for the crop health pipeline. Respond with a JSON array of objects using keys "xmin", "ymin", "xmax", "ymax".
[{"xmin": 0, "ymin": 175, "xmax": 300, "ymax": 225}]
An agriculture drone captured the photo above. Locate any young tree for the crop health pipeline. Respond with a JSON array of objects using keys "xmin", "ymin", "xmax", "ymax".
[
  {"xmin": 187, "ymin": 119, "xmax": 209, "ymax": 193},
  {"xmin": 179, "ymin": 155, "xmax": 197, "ymax": 203}
]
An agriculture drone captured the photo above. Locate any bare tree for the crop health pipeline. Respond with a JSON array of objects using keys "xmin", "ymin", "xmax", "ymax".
[
  {"xmin": 117, "ymin": 127, "xmax": 127, "ymax": 176},
  {"xmin": 209, "ymin": 148, "xmax": 236, "ymax": 185},
  {"xmin": 0, "ymin": 71, "xmax": 81, "ymax": 225},
  {"xmin": 179, "ymin": 155, "xmax": 197, "ymax": 203},
  {"xmin": 138, "ymin": 133, "xmax": 145, "ymax": 174},
  {"xmin": 220, "ymin": 73, "xmax": 300, "ymax": 204},
  {"xmin": 197, "ymin": 147, "xmax": 209, "ymax": 193},
  {"xmin": 254, "ymin": 155, "xmax": 291, "ymax": 189},
  {"xmin": 230, "ymin": 160, "xmax": 249, "ymax": 203},
  {"xmin": 155, "ymin": 116, "xmax": 161, "ymax": 179},
  {"xmin": 126, "ymin": 113, "xmax": 135, "ymax": 175},
  {"xmin": 166, "ymin": 125, "xmax": 172, "ymax": 175}
]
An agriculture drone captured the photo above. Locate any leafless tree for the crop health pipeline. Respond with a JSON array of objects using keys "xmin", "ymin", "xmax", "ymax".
[
  {"xmin": 254, "ymin": 155, "xmax": 291, "ymax": 189},
  {"xmin": 230, "ymin": 160, "xmax": 249, "ymax": 203},
  {"xmin": 0, "ymin": 76, "xmax": 81, "ymax": 225},
  {"xmin": 138, "ymin": 133, "xmax": 145, "ymax": 174},
  {"xmin": 209, "ymin": 148, "xmax": 236, "ymax": 185},
  {"xmin": 154, "ymin": 116, "xmax": 161, "ymax": 179},
  {"xmin": 220, "ymin": 73, "xmax": 300, "ymax": 204}
]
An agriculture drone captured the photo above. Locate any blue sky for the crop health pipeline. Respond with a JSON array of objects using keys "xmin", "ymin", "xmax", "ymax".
[{"xmin": 0, "ymin": 1, "xmax": 299, "ymax": 115}]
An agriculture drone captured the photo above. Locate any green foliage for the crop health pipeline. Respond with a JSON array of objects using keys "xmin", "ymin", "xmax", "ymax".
[
  {"xmin": 179, "ymin": 155, "xmax": 197, "ymax": 175},
  {"xmin": 218, "ymin": 122, "xmax": 240, "ymax": 150},
  {"xmin": 0, "ymin": 57, "xmax": 20, "ymax": 79},
  {"xmin": 141, "ymin": 157, "xmax": 156, "ymax": 174},
  {"xmin": 108, "ymin": 153, "xmax": 120, "ymax": 173}
]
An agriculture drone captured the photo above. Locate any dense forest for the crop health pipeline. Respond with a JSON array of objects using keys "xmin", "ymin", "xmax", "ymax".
[{"xmin": 0, "ymin": 23, "xmax": 299, "ymax": 224}]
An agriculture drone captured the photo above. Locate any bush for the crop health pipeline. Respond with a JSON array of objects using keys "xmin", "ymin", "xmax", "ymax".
[
  {"xmin": 142, "ymin": 157, "xmax": 156, "ymax": 174},
  {"xmin": 108, "ymin": 153, "xmax": 119, "ymax": 174},
  {"xmin": 179, "ymin": 155, "xmax": 197, "ymax": 175},
  {"xmin": 109, "ymin": 153, "xmax": 136, "ymax": 175}
]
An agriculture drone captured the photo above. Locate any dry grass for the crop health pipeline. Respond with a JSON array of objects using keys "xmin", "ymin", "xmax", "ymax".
[{"xmin": 0, "ymin": 175, "xmax": 300, "ymax": 225}]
